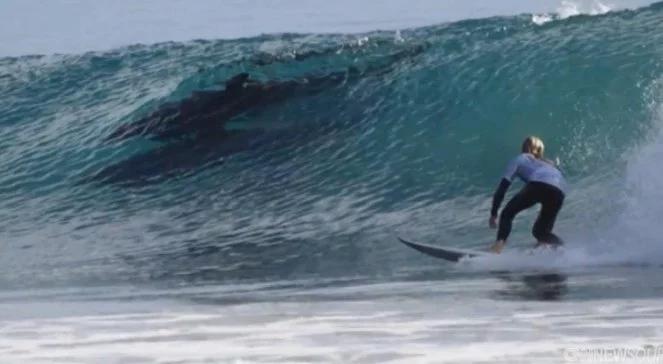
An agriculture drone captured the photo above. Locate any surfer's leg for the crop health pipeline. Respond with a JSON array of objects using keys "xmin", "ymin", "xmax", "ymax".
[
  {"xmin": 532, "ymin": 184, "xmax": 565, "ymax": 245},
  {"xmin": 497, "ymin": 185, "xmax": 538, "ymax": 242}
]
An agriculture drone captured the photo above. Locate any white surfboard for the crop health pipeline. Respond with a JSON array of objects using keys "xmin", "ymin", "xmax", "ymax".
[{"xmin": 398, "ymin": 236, "xmax": 490, "ymax": 262}]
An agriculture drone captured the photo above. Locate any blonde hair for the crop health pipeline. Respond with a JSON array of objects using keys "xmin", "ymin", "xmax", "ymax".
[{"xmin": 521, "ymin": 136, "xmax": 545, "ymax": 159}]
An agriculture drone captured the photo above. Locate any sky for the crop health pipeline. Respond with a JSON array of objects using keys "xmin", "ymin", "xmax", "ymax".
[{"xmin": 0, "ymin": 0, "xmax": 658, "ymax": 57}]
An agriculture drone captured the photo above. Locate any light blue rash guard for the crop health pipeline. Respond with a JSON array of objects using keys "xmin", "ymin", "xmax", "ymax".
[{"xmin": 502, "ymin": 153, "xmax": 567, "ymax": 193}]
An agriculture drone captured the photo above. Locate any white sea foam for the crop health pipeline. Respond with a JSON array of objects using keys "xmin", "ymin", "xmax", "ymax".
[
  {"xmin": 602, "ymin": 80, "xmax": 663, "ymax": 263},
  {"xmin": 3, "ymin": 280, "xmax": 663, "ymax": 363},
  {"xmin": 558, "ymin": 0, "xmax": 613, "ymax": 18},
  {"xmin": 532, "ymin": 0, "xmax": 614, "ymax": 25}
]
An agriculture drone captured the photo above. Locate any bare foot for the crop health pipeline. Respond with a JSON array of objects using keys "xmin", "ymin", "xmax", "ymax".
[{"xmin": 489, "ymin": 240, "xmax": 505, "ymax": 254}]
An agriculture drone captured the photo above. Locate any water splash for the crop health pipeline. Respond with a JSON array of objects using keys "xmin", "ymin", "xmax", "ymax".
[{"xmin": 533, "ymin": 0, "xmax": 613, "ymax": 25}]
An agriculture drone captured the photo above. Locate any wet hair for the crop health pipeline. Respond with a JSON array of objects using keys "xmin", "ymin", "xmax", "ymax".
[{"xmin": 522, "ymin": 136, "xmax": 545, "ymax": 159}]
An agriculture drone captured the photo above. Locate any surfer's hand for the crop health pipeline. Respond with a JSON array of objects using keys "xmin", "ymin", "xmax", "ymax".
[
  {"xmin": 489, "ymin": 240, "xmax": 505, "ymax": 254},
  {"xmin": 489, "ymin": 215, "xmax": 497, "ymax": 229}
]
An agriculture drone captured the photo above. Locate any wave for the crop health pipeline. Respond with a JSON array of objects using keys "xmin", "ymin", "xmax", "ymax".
[{"xmin": 1, "ymin": 3, "xmax": 663, "ymax": 287}]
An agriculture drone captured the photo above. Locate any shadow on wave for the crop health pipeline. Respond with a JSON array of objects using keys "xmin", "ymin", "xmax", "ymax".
[{"xmin": 89, "ymin": 43, "xmax": 428, "ymax": 186}]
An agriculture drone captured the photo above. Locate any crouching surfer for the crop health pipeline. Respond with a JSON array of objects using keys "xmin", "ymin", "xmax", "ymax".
[{"xmin": 488, "ymin": 136, "xmax": 566, "ymax": 253}]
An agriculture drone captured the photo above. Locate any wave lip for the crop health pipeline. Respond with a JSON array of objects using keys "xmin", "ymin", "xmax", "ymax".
[
  {"xmin": 2, "ymin": 0, "xmax": 659, "ymax": 57},
  {"xmin": 532, "ymin": 0, "xmax": 613, "ymax": 25}
]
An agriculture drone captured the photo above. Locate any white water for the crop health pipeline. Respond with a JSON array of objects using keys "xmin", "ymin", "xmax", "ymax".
[
  {"xmin": 533, "ymin": 0, "xmax": 615, "ymax": 24},
  {"xmin": 3, "ymin": 276, "xmax": 663, "ymax": 363}
]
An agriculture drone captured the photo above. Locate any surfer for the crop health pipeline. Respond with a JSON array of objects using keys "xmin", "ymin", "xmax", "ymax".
[{"xmin": 488, "ymin": 136, "xmax": 566, "ymax": 253}]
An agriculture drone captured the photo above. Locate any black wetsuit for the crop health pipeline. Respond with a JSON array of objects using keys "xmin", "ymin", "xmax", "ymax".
[
  {"xmin": 492, "ymin": 180, "xmax": 564, "ymax": 245},
  {"xmin": 491, "ymin": 153, "xmax": 566, "ymax": 245}
]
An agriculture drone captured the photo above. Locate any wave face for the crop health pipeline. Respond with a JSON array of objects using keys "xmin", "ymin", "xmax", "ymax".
[{"xmin": 1, "ymin": 4, "xmax": 663, "ymax": 288}]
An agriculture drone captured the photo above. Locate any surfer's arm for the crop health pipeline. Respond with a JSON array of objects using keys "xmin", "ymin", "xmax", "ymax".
[
  {"xmin": 491, "ymin": 178, "xmax": 511, "ymax": 217},
  {"xmin": 490, "ymin": 155, "xmax": 521, "ymax": 217}
]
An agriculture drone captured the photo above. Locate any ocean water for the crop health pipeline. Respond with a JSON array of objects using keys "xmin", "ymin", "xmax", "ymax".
[{"xmin": 3, "ymin": 1, "xmax": 663, "ymax": 363}]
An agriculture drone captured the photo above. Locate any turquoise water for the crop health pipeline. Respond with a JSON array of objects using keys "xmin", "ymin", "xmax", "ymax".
[
  {"xmin": 3, "ymin": 3, "xmax": 663, "ymax": 363},
  {"xmin": 2, "ymin": 4, "xmax": 663, "ymax": 287}
]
